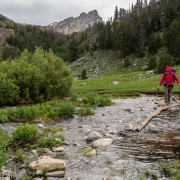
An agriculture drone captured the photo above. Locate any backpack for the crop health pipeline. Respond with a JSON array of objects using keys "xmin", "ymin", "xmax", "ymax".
[
  {"xmin": 164, "ymin": 71, "xmax": 174, "ymax": 85},
  {"xmin": 171, "ymin": 67, "xmax": 176, "ymax": 73}
]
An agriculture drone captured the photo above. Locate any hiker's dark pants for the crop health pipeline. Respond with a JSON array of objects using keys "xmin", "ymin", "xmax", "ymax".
[{"xmin": 164, "ymin": 85, "xmax": 173, "ymax": 104}]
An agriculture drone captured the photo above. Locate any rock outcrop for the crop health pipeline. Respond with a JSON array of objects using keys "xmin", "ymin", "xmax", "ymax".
[
  {"xmin": 0, "ymin": 28, "xmax": 14, "ymax": 45},
  {"xmin": 45, "ymin": 10, "xmax": 102, "ymax": 35}
]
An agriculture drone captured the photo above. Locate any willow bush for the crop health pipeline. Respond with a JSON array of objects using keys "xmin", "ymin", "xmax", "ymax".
[{"xmin": 0, "ymin": 47, "xmax": 74, "ymax": 105}]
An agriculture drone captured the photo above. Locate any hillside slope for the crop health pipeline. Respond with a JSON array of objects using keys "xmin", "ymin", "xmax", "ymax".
[{"xmin": 69, "ymin": 50, "xmax": 152, "ymax": 78}]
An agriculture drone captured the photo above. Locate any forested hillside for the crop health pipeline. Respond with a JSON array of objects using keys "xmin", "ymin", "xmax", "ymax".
[
  {"xmin": 0, "ymin": 0, "xmax": 180, "ymax": 65},
  {"xmin": 0, "ymin": 0, "xmax": 180, "ymax": 64}
]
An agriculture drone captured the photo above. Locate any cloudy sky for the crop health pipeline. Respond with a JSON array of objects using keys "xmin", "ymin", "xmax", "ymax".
[{"xmin": 0, "ymin": 0, "xmax": 137, "ymax": 26}]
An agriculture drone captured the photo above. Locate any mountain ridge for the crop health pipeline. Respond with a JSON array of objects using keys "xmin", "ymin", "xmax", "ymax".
[{"xmin": 43, "ymin": 10, "xmax": 103, "ymax": 35}]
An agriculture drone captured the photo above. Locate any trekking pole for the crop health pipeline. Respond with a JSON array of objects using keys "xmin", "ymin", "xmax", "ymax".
[{"xmin": 156, "ymin": 87, "xmax": 159, "ymax": 97}]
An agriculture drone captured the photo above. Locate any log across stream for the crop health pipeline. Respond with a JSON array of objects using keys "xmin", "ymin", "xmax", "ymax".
[{"xmin": 136, "ymin": 100, "xmax": 179, "ymax": 131}]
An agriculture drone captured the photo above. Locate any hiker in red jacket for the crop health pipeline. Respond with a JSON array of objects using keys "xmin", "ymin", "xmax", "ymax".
[{"xmin": 157, "ymin": 66, "xmax": 180, "ymax": 105}]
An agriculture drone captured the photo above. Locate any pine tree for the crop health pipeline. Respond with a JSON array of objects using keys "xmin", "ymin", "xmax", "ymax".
[
  {"xmin": 164, "ymin": 19, "xmax": 180, "ymax": 63},
  {"xmin": 114, "ymin": 6, "xmax": 119, "ymax": 20}
]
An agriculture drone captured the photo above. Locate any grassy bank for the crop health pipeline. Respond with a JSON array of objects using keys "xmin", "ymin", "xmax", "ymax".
[{"xmin": 72, "ymin": 65, "xmax": 180, "ymax": 98}]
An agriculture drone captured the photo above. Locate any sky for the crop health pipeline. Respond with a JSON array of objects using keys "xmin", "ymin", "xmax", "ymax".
[{"xmin": 0, "ymin": 0, "xmax": 137, "ymax": 26}]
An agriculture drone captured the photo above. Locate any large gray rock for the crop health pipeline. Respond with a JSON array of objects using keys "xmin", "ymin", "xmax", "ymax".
[
  {"xmin": 28, "ymin": 156, "xmax": 66, "ymax": 171},
  {"xmin": 93, "ymin": 138, "xmax": 113, "ymax": 147},
  {"xmin": 45, "ymin": 171, "xmax": 65, "ymax": 177},
  {"xmin": 85, "ymin": 131, "xmax": 103, "ymax": 142},
  {"xmin": 52, "ymin": 146, "xmax": 64, "ymax": 152}
]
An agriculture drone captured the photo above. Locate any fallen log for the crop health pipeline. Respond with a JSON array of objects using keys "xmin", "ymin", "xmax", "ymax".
[{"xmin": 136, "ymin": 103, "xmax": 179, "ymax": 131}]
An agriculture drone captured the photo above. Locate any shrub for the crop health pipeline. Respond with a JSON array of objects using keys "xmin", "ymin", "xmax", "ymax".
[
  {"xmin": 157, "ymin": 53, "xmax": 174, "ymax": 74},
  {"xmin": 135, "ymin": 48, "xmax": 144, "ymax": 58},
  {"xmin": 70, "ymin": 92, "xmax": 78, "ymax": 102},
  {"xmin": 0, "ymin": 73, "xmax": 20, "ymax": 106},
  {"xmin": 147, "ymin": 56, "xmax": 157, "ymax": 70},
  {"xmin": 1, "ymin": 104, "xmax": 53, "ymax": 122},
  {"xmin": 15, "ymin": 106, "xmax": 39, "ymax": 120},
  {"xmin": 57, "ymin": 102, "xmax": 75, "ymax": 117},
  {"xmin": 76, "ymin": 107, "xmax": 95, "ymax": 116},
  {"xmin": 37, "ymin": 136, "xmax": 62, "ymax": 148},
  {"xmin": 82, "ymin": 97, "xmax": 89, "ymax": 104},
  {"xmin": 124, "ymin": 57, "xmax": 131, "ymax": 67},
  {"xmin": 81, "ymin": 68, "xmax": 87, "ymax": 79},
  {"xmin": 12, "ymin": 123, "xmax": 38, "ymax": 144},
  {"xmin": 51, "ymin": 127, "xmax": 64, "ymax": 134},
  {"xmin": 82, "ymin": 93, "xmax": 112, "ymax": 107},
  {"xmin": 159, "ymin": 161, "xmax": 172, "ymax": 177},
  {"xmin": 15, "ymin": 149, "xmax": 24, "ymax": 162},
  {"xmin": 39, "ymin": 127, "xmax": 64, "ymax": 139},
  {"xmin": 38, "ymin": 127, "xmax": 64, "ymax": 148},
  {"xmin": 96, "ymin": 96, "xmax": 112, "ymax": 107},
  {"xmin": 42, "ymin": 167, "xmax": 49, "ymax": 176},
  {"xmin": 0, "ymin": 128, "xmax": 10, "ymax": 172},
  {"xmin": 45, "ymin": 108, "xmax": 58, "ymax": 118},
  {"xmin": 87, "ymin": 92, "xmax": 97, "ymax": 105},
  {"xmin": 0, "ymin": 47, "xmax": 74, "ymax": 106},
  {"xmin": 150, "ymin": 172, "xmax": 158, "ymax": 180},
  {"xmin": 174, "ymin": 170, "xmax": 180, "ymax": 180},
  {"xmin": 0, "ymin": 110, "xmax": 8, "ymax": 122}
]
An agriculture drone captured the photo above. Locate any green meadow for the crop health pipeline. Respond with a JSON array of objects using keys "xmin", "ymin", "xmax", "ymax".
[{"xmin": 72, "ymin": 65, "xmax": 180, "ymax": 98}]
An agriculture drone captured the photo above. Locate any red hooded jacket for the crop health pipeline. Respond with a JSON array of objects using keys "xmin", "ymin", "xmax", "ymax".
[{"xmin": 158, "ymin": 66, "xmax": 180, "ymax": 87}]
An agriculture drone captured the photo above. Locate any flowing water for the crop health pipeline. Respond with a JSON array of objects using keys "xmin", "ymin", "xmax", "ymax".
[
  {"xmin": 1, "ymin": 96, "xmax": 180, "ymax": 179},
  {"xmin": 55, "ymin": 96, "xmax": 180, "ymax": 179}
]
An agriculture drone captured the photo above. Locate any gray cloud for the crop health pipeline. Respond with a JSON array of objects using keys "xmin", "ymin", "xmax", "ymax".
[{"xmin": 0, "ymin": 0, "xmax": 136, "ymax": 26}]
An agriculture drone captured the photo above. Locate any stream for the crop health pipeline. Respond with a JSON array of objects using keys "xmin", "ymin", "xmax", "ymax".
[{"xmin": 1, "ymin": 96, "xmax": 180, "ymax": 180}]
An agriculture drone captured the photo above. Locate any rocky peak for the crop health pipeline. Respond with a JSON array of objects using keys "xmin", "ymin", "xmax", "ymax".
[{"xmin": 45, "ymin": 10, "xmax": 103, "ymax": 35}]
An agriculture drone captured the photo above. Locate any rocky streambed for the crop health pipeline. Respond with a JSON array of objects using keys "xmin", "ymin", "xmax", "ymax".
[{"xmin": 1, "ymin": 96, "xmax": 180, "ymax": 180}]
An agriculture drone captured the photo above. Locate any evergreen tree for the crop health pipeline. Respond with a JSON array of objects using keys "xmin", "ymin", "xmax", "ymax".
[
  {"xmin": 104, "ymin": 21, "xmax": 112, "ymax": 49},
  {"xmin": 67, "ymin": 37, "xmax": 79, "ymax": 62},
  {"xmin": 164, "ymin": 18, "xmax": 180, "ymax": 63},
  {"xmin": 115, "ymin": 20, "xmax": 137, "ymax": 57},
  {"xmin": 114, "ymin": 6, "xmax": 119, "ymax": 20},
  {"xmin": 81, "ymin": 68, "xmax": 87, "ymax": 79},
  {"xmin": 161, "ymin": 0, "xmax": 179, "ymax": 28},
  {"xmin": 148, "ymin": 33, "xmax": 162, "ymax": 54}
]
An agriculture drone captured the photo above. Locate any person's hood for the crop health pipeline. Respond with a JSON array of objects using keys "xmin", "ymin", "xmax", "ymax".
[{"xmin": 165, "ymin": 66, "xmax": 172, "ymax": 72}]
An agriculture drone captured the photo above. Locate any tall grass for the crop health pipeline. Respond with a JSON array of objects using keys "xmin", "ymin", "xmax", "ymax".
[
  {"xmin": 0, "ymin": 104, "xmax": 52, "ymax": 122},
  {"xmin": 82, "ymin": 92, "xmax": 113, "ymax": 107},
  {"xmin": 0, "ymin": 102, "xmax": 75, "ymax": 123},
  {"xmin": 0, "ymin": 127, "xmax": 10, "ymax": 172}
]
